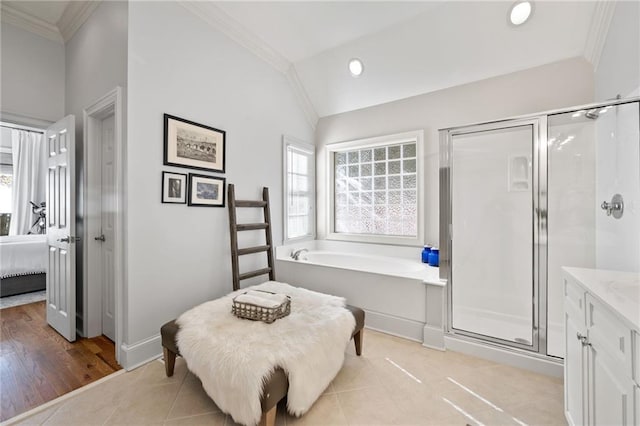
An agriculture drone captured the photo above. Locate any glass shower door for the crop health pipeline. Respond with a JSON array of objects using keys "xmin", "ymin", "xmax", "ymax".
[{"xmin": 449, "ymin": 121, "xmax": 538, "ymax": 348}]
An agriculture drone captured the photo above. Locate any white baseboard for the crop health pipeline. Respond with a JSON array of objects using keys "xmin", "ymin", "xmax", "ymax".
[
  {"xmin": 120, "ymin": 334, "xmax": 162, "ymax": 371},
  {"xmin": 444, "ymin": 334, "xmax": 564, "ymax": 378},
  {"xmin": 364, "ymin": 310, "xmax": 425, "ymax": 342},
  {"xmin": 423, "ymin": 325, "xmax": 445, "ymax": 351}
]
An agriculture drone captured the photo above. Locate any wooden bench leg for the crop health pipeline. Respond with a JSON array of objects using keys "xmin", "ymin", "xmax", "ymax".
[
  {"xmin": 163, "ymin": 347, "xmax": 176, "ymax": 377},
  {"xmin": 259, "ymin": 405, "xmax": 277, "ymax": 426},
  {"xmin": 354, "ymin": 329, "xmax": 363, "ymax": 356}
]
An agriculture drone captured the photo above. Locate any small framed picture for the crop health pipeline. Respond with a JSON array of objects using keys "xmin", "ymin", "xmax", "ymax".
[
  {"xmin": 188, "ymin": 174, "xmax": 226, "ymax": 207},
  {"xmin": 161, "ymin": 171, "xmax": 187, "ymax": 204},
  {"xmin": 164, "ymin": 114, "xmax": 226, "ymax": 173}
]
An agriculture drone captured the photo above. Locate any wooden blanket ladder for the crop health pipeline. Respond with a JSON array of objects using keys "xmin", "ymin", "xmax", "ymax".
[{"xmin": 227, "ymin": 183, "xmax": 276, "ymax": 291}]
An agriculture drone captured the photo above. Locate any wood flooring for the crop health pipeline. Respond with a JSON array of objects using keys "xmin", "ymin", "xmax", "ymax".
[{"xmin": 0, "ymin": 300, "xmax": 121, "ymax": 422}]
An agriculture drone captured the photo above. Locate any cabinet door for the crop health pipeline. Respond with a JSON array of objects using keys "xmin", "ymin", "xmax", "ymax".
[
  {"xmin": 566, "ymin": 310, "xmax": 587, "ymax": 426},
  {"xmin": 588, "ymin": 345, "xmax": 635, "ymax": 426}
]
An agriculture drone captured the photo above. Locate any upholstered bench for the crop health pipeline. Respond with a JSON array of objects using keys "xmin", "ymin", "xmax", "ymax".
[{"xmin": 160, "ymin": 305, "xmax": 365, "ymax": 426}]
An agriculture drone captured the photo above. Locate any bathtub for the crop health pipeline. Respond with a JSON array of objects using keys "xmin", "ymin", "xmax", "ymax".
[
  {"xmin": 298, "ymin": 251, "xmax": 428, "ymax": 278},
  {"xmin": 275, "ymin": 240, "xmax": 446, "ymax": 348}
]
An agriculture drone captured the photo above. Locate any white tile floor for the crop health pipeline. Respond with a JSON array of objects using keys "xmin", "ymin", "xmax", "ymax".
[{"xmin": 12, "ymin": 329, "xmax": 566, "ymax": 426}]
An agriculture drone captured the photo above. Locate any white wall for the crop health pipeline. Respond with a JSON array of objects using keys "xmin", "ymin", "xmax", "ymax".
[
  {"xmin": 595, "ymin": 1, "xmax": 640, "ymax": 100},
  {"xmin": 316, "ymin": 57, "xmax": 595, "ymax": 245},
  {"xmin": 64, "ymin": 0, "xmax": 128, "ymax": 333},
  {"xmin": 0, "ymin": 23, "xmax": 65, "ymax": 122},
  {"xmin": 126, "ymin": 2, "xmax": 313, "ymax": 350}
]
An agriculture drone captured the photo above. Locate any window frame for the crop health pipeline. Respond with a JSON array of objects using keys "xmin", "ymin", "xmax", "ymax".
[
  {"xmin": 326, "ymin": 130, "xmax": 424, "ymax": 246},
  {"xmin": 282, "ymin": 135, "xmax": 316, "ymax": 244}
]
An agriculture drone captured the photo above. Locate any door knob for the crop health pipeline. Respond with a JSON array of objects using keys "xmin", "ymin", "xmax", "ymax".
[
  {"xmin": 94, "ymin": 234, "xmax": 106, "ymax": 242},
  {"xmin": 58, "ymin": 236, "xmax": 80, "ymax": 243},
  {"xmin": 576, "ymin": 332, "xmax": 590, "ymax": 346}
]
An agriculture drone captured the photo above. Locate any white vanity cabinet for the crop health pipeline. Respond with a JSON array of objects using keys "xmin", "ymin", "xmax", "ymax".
[{"xmin": 563, "ymin": 268, "xmax": 640, "ymax": 426}]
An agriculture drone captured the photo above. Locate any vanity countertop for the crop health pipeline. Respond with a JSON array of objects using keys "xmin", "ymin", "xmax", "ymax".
[{"xmin": 563, "ymin": 267, "xmax": 640, "ymax": 330}]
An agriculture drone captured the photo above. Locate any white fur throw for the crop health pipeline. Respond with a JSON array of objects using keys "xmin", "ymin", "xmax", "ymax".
[{"xmin": 176, "ymin": 281, "xmax": 355, "ymax": 426}]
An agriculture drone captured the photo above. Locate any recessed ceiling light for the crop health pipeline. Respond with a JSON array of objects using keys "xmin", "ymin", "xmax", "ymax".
[
  {"xmin": 348, "ymin": 58, "xmax": 364, "ymax": 77},
  {"xmin": 509, "ymin": 1, "xmax": 533, "ymax": 26}
]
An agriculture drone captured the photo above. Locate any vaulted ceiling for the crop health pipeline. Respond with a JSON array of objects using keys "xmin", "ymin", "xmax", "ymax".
[
  {"xmin": 213, "ymin": 1, "xmax": 604, "ymax": 120},
  {"xmin": 2, "ymin": 1, "xmax": 615, "ymax": 127}
]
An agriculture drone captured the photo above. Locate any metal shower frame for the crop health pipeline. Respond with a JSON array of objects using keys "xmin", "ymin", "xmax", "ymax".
[{"xmin": 438, "ymin": 96, "xmax": 640, "ymax": 357}]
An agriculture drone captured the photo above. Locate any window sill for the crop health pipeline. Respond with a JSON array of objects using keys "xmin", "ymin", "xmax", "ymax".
[{"xmin": 326, "ymin": 232, "xmax": 423, "ymax": 247}]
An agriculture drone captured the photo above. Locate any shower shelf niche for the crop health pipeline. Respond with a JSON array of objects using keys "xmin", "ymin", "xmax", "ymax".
[{"xmin": 508, "ymin": 154, "xmax": 531, "ymax": 192}]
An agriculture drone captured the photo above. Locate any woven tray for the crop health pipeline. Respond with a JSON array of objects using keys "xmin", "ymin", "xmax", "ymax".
[{"xmin": 232, "ymin": 290, "xmax": 291, "ymax": 324}]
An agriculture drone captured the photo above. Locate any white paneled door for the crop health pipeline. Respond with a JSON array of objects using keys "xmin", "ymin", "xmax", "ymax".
[
  {"xmin": 46, "ymin": 115, "xmax": 76, "ymax": 342},
  {"xmin": 101, "ymin": 114, "xmax": 116, "ymax": 341}
]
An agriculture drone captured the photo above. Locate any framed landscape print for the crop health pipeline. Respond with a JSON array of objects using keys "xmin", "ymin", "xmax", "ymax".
[
  {"xmin": 188, "ymin": 174, "xmax": 226, "ymax": 207},
  {"xmin": 164, "ymin": 114, "xmax": 226, "ymax": 173},
  {"xmin": 161, "ymin": 171, "xmax": 187, "ymax": 204}
]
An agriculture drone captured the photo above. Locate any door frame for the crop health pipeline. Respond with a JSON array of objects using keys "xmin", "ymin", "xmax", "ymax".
[
  {"xmin": 438, "ymin": 95, "xmax": 640, "ymax": 358},
  {"xmin": 83, "ymin": 87, "xmax": 125, "ymax": 363},
  {"xmin": 439, "ymin": 117, "xmax": 545, "ymax": 354}
]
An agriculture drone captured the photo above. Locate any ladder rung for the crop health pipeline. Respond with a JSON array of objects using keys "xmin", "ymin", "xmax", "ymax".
[
  {"xmin": 236, "ymin": 223, "xmax": 268, "ymax": 231},
  {"xmin": 237, "ymin": 245, "xmax": 270, "ymax": 256},
  {"xmin": 238, "ymin": 267, "xmax": 272, "ymax": 281},
  {"xmin": 235, "ymin": 200, "xmax": 267, "ymax": 208}
]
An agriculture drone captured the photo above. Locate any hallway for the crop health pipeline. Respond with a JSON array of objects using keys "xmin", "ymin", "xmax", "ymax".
[{"xmin": 0, "ymin": 300, "xmax": 120, "ymax": 422}]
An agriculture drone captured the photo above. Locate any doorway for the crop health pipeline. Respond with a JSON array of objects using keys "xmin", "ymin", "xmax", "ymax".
[
  {"xmin": 442, "ymin": 118, "xmax": 542, "ymax": 353},
  {"xmin": 83, "ymin": 87, "xmax": 125, "ymax": 362}
]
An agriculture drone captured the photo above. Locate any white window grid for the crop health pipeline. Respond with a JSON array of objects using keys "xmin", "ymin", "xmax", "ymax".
[
  {"xmin": 325, "ymin": 130, "xmax": 424, "ymax": 246},
  {"xmin": 334, "ymin": 142, "xmax": 417, "ymax": 237},
  {"xmin": 283, "ymin": 137, "xmax": 315, "ymax": 242}
]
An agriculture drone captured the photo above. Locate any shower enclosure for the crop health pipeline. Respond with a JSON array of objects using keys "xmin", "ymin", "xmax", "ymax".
[{"xmin": 439, "ymin": 97, "xmax": 639, "ymax": 358}]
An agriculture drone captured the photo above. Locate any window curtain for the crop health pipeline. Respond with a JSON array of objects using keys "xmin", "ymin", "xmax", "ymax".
[{"xmin": 9, "ymin": 129, "xmax": 46, "ymax": 235}]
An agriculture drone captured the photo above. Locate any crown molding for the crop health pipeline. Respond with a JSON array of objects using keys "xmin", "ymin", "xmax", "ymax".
[
  {"xmin": 179, "ymin": 1, "xmax": 319, "ymax": 129},
  {"xmin": 584, "ymin": 0, "xmax": 616, "ymax": 71},
  {"xmin": 0, "ymin": 110, "xmax": 54, "ymax": 129},
  {"xmin": 179, "ymin": 2, "xmax": 290, "ymax": 73},
  {"xmin": 0, "ymin": 3, "xmax": 63, "ymax": 43},
  {"xmin": 286, "ymin": 67, "xmax": 319, "ymax": 130},
  {"xmin": 58, "ymin": 1, "xmax": 101, "ymax": 43}
]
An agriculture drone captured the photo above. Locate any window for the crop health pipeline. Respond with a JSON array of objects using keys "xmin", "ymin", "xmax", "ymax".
[
  {"xmin": 0, "ymin": 151, "xmax": 12, "ymax": 236},
  {"xmin": 283, "ymin": 136, "xmax": 315, "ymax": 242},
  {"xmin": 327, "ymin": 131, "xmax": 423, "ymax": 246}
]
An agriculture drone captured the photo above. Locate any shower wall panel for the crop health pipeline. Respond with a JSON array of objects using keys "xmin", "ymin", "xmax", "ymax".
[{"xmin": 596, "ymin": 102, "xmax": 640, "ymax": 272}]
